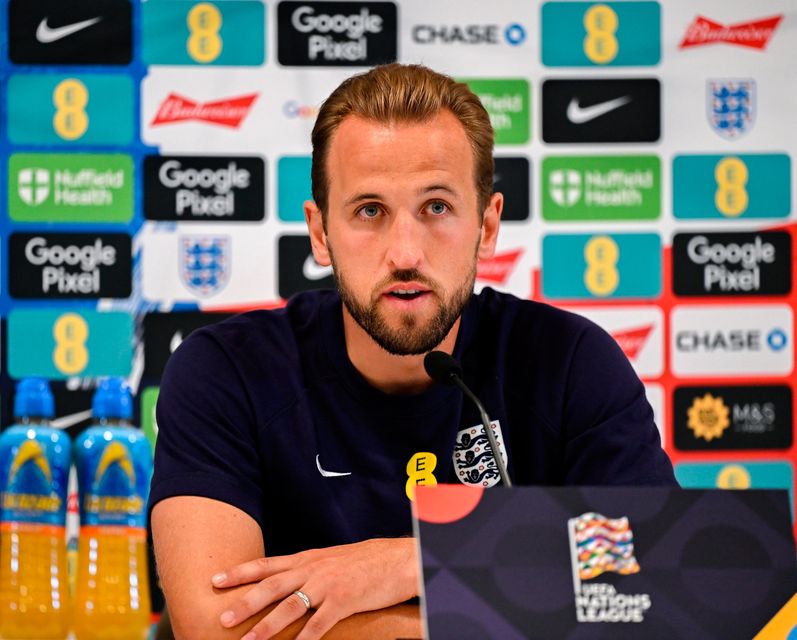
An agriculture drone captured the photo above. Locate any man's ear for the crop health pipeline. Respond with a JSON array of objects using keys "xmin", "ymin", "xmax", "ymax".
[
  {"xmin": 304, "ymin": 200, "xmax": 331, "ymax": 266},
  {"xmin": 478, "ymin": 192, "xmax": 503, "ymax": 259}
]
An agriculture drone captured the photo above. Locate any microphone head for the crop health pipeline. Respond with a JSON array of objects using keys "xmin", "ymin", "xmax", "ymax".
[{"xmin": 424, "ymin": 351, "xmax": 462, "ymax": 385}]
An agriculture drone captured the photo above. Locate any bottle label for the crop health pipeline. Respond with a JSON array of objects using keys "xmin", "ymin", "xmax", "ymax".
[
  {"xmin": 78, "ymin": 429, "xmax": 152, "ymax": 528},
  {"xmin": 0, "ymin": 429, "xmax": 70, "ymax": 525}
]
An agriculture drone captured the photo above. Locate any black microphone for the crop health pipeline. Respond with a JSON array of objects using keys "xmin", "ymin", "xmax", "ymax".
[{"xmin": 424, "ymin": 351, "xmax": 512, "ymax": 488}]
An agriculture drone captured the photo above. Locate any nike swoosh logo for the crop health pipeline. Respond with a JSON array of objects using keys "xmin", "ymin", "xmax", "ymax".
[
  {"xmin": 36, "ymin": 16, "xmax": 102, "ymax": 43},
  {"xmin": 566, "ymin": 95, "xmax": 632, "ymax": 124},
  {"xmin": 303, "ymin": 254, "xmax": 333, "ymax": 281},
  {"xmin": 316, "ymin": 454, "xmax": 351, "ymax": 477},
  {"xmin": 51, "ymin": 409, "xmax": 93, "ymax": 430},
  {"xmin": 170, "ymin": 330, "xmax": 183, "ymax": 353}
]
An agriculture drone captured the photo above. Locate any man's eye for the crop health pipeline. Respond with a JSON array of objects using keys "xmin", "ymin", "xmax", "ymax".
[
  {"xmin": 360, "ymin": 205, "xmax": 380, "ymax": 218},
  {"xmin": 428, "ymin": 201, "xmax": 448, "ymax": 215}
]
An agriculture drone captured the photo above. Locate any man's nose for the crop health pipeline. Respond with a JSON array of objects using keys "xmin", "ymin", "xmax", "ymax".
[{"xmin": 384, "ymin": 210, "xmax": 425, "ymax": 271}]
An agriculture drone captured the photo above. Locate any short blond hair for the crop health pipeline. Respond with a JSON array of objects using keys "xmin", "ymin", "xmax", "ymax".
[{"xmin": 311, "ymin": 63, "xmax": 494, "ymax": 220}]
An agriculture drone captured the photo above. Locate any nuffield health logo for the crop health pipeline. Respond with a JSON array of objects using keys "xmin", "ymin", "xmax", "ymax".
[{"xmin": 568, "ymin": 512, "xmax": 651, "ymax": 623}]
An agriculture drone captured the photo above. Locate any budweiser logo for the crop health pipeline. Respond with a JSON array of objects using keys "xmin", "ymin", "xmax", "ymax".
[
  {"xmin": 610, "ymin": 325, "xmax": 654, "ymax": 361},
  {"xmin": 476, "ymin": 249, "xmax": 522, "ymax": 285},
  {"xmin": 151, "ymin": 93, "xmax": 259, "ymax": 128},
  {"xmin": 679, "ymin": 15, "xmax": 782, "ymax": 50}
]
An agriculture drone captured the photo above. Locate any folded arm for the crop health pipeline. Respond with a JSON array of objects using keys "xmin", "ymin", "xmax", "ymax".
[{"xmin": 152, "ymin": 496, "xmax": 422, "ymax": 640}]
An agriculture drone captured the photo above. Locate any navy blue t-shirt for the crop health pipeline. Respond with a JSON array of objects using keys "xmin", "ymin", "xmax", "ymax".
[{"xmin": 150, "ymin": 288, "xmax": 676, "ymax": 556}]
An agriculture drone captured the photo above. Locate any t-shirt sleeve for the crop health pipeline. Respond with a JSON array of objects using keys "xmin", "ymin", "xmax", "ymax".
[
  {"xmin": 148, "ymin": 329, "xmax": 265, "ymax": 528},
  {"xmin": 561, "ymin": 322, "xmax": 677, "ymax": 486}
]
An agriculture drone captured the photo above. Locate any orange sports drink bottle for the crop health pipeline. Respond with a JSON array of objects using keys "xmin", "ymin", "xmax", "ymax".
[
  {"xmin": 73, "ymin": 378, "xmax": 152, "ymax": 640},
  {"xmin": 0, "ymin": 377, "xmax": 71, "ymax": 639}
]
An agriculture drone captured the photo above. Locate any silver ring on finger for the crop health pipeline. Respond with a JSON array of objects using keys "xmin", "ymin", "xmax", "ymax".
[{"xmin": 293, "ymin": 589, "xmax": 312, "ymax": 610}]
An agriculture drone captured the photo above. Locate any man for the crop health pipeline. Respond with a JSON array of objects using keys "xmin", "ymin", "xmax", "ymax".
[{"xmin": 150, "ymin": 63, "xmax": 676, "ymax": 640}]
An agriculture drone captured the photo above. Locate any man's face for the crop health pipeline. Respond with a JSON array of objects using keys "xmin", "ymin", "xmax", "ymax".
[{"xmin": 306, "ymin": 110, "xmax": 501, "ymax": 356}]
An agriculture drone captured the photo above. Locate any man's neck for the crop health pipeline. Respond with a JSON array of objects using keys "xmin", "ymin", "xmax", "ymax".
[{"xmin": 341, "ymin": 309, "xmax": 460, "ymax": 395}]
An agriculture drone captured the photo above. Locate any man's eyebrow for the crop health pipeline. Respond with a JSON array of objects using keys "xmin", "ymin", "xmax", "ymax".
[
  {"xmin": 344, "ymin": 193, "xmax": 382, "ymax": 207},
  {"xmin": 343, "ymin": 185, "xmax": 458, "ymax": 207}
]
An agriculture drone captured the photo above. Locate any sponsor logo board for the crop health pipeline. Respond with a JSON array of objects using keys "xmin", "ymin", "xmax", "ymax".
[
  {"xmin": 9, "ymin": 153, "xmax": 133, "ymax": 223},
  {"xmin": 410, "ymin": 22, "xmax": 526, "ymax": 46},
  {"xmin": 542, "ymin": 78, "xmax": 660, "ymax": 143},
  {"xmin": 494, "ymin": 157, "xmax": 530, "ymax": 222},
  {"xmin": 542, "ymin": 1, "xmax": 661, "ymax": 66},
  {"xmin": 144, "ymin": 155, "xmax": 265, "ymax": 222},
  {"xmin": 151, "ymin": 92, "xmax": 258, "ymax": 128},
  {"xmin": 476, "ymin": 249, "xmax": 523, "ymax": 287},
  {"xmin": 277, "ymin": 1, "xmax": 397, "ymax": 66},
  {"xmin": 9, "ymin": 233, "xmax": 131, "ymax": 299},
  {"xmin": 463, "ymin": 79, "xmax": 530, "ymax": 144},
  {"xmin": 8, "ymin": 309, "xmax": 133, "ymax": 379},
  {"xmin": 143, "ymin": 312, "xmax": 233, "ymax": 378},
  {"xmin": 707, "ymin": 79, "xmax": 755, "ymax": 140},
  {"xmin": 672, "ymin": 154, "xmax": 790, "ymax": 219},
  {"xmin": 9, "ymin": 0, "xmax": 132, "ymax": 65},
  {"xmin": 542, "ymin": 155, "xmax": 660, "ymax": 220},
  {"xmin": 142, "ymin": 1, "xmax": 265, "ymax": 65},
  {"xmin": 674, "ymin": 385, "xmax": 792, "ymax": 451},
  {"xmin": 670, "ymin": 305, "xmax": 793, "ymax": 377},
  {"xmin": 675, "ymin": 462, "xmax": 793, "ymax": 506},
  {"xmin": 679, "ymin": 14, "xmax": 783, "ymax": 50},
  {"xmin": 542, "ymin": 233, "xmax": 661, "ymax": 300},
  {"xmin": 672, "ymin": 231, "xmax": 791, "ymax": 297},
  {"xmin": 7, "ymin": 74, "xmax": 134, "ymax": 145},
  {"xmin": 278, "ymin": 156, "xmax": 312, "ymax": 222},
  {"xmin": 141, "ymin": 227, "xmax": 272, "ymax": 306},
  {"xmin": 140, "ymin": 388, "xmax": 160, "ymax": 452},
  {"xmin": 565, "ymin": 306, "xmax": 663, "ymax": 377},
  {"xmin": 278, "ymin": 234, "xmax": 335, "ymax": 299}
]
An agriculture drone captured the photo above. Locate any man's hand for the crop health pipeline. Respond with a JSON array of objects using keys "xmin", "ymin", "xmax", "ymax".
[{"xmin": 211, "ymin": 538, "xmax": 419, "ymax": 640}]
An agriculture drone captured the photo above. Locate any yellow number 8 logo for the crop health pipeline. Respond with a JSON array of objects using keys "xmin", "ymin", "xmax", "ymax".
[
  {"xmin": 714, "ymin": 156, "xmax": 749, "ymax": 217},
  {"xmin": 583, "ymin": 235, "xmax": 620, "ymax": 297},
  {"xmin": 187, "ymin": 3, "xmax": 223, "ymax": 63},
  {"xmin": 52, "ymin": 313, "xmax": 89, "ymax": 375},
  {"xmin": 52, "ymin": 78, "xmax": 89, "ymax": 141},
  {"xmin": 583, "ymin": 4, "xmax": 619, "ymax": 64}
]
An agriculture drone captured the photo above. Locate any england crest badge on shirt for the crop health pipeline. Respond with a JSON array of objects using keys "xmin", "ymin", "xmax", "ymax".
[
  {"xmin": 707, "ymin": 79, "xmax": 755, "ymax": 140},
  {"xmin": 453, "ymin": 420, "xmax": 507, "ymax": 488},
  {"xmin": 180, "ymin": 235, "xmax": 230, "ymax": 296}
]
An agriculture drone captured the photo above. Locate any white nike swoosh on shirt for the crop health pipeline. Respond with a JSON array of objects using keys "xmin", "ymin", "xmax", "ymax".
[
  {"xmin": 51, "ymin": 409, "xmax": 93, "ymax": 430},
  {"xmin": 316, "ymin": 455, "xmax": 351, "ymax": 477},
  {"xmin": 566, "ymin": 95, "xmax": 632, "ymax": 124},
  {"xmin": 36, "ymin": 16, "xmax": 102, "ymax": 43},
  {"xmin": 303, "ymin": 254, "xmax": 333, "ymax": 281}
]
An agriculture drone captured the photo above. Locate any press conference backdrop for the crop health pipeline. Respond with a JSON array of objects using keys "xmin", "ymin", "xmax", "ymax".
[{"xmin": 1, "ymin": 0, "xmax": 796, "ymax": 577}]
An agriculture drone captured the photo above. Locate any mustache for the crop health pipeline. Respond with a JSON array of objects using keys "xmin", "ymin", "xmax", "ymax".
[{"xmin": 377, "ymin": 269, "xmax": 437, "ymax": 290}]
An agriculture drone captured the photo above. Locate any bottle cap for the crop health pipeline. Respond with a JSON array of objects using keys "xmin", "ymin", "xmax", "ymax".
[
  {"xmin": 92, "ymin": 377, "xmax": 133, "ymax": 420},
  {"xmin": 14, "ymin": 377, "xmax": 55, "ymax": 419}
]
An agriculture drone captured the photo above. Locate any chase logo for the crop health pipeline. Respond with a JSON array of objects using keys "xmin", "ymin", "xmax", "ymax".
[
  {"xmin": 7, "ymin": 309, "xmax": 133, "ymax": 379},
  {"xmin": 410, "ymin": 22, "xmax": 526, "ymax": 46},
  {"xmin": 542, "ymin": 233, "xmax": 661, "ymax": 300},
  {"xmin": 7, "ymin": 74, "xmax": 133, "ymax": 145},
  {"xmin": 673, "ymin": 154, "xmax": 790, "ymax": 219},
  {"xmin": 278, "ymin": 156, "xmax": 312, "ymax": 222},
  {"xmin": 142, "ymin": 1, "xmax": 265, "ymax": 66},
  {"xmin": 541, "ymin": 2, "xmax": 660, "ymax": 66},
  {"xmin": 670, "ymin": 305, "xmax": 793, "ymax": 377}
]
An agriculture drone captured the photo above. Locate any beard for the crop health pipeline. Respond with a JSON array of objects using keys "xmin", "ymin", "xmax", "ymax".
[{"xmin": 328, "ymin": 244, "xmax": 476, "ymax": 356}]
